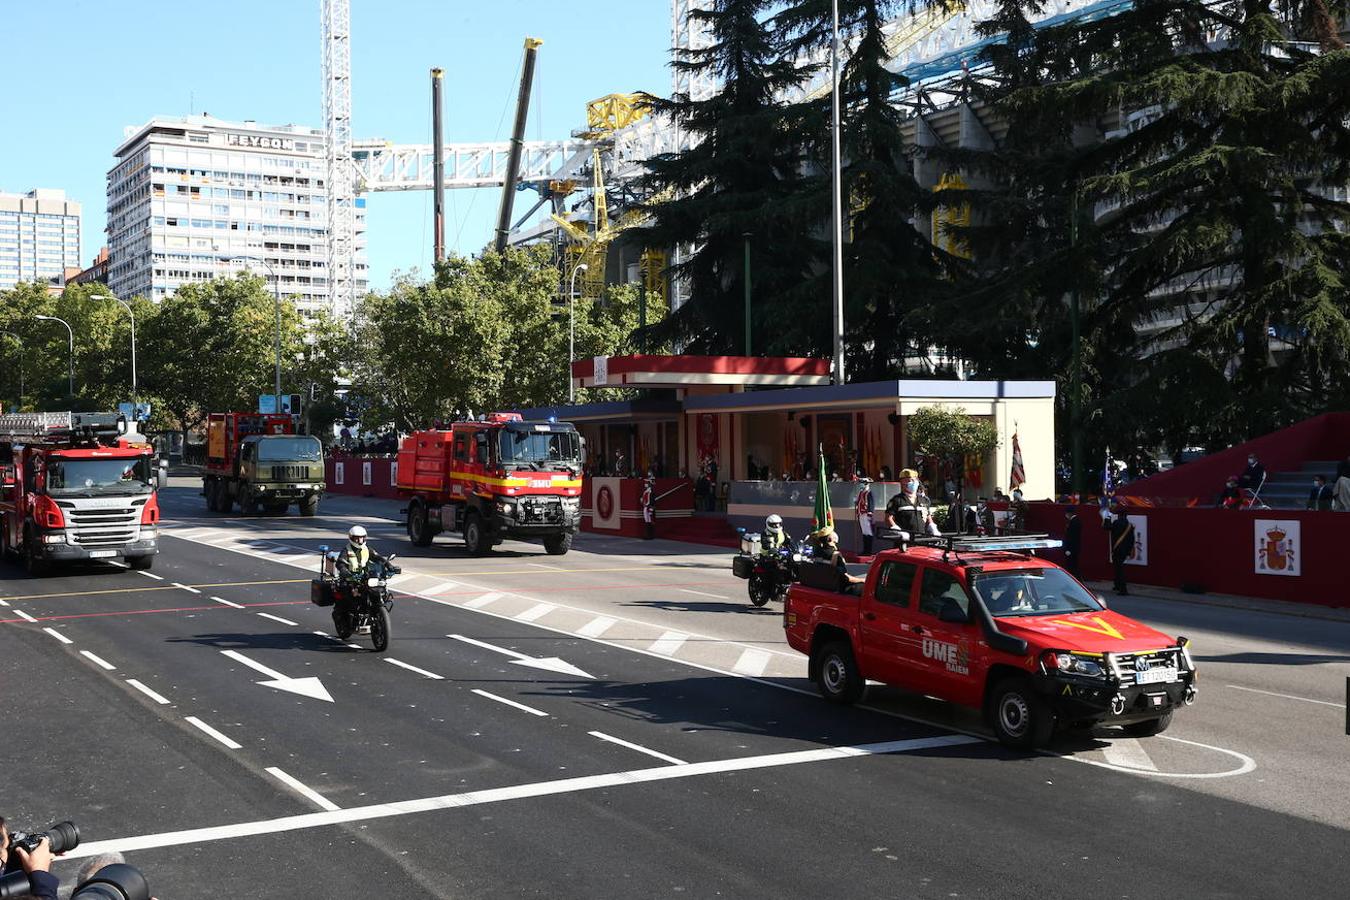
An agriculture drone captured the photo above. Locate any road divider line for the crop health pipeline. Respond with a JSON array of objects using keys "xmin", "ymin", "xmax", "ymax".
[
  {"xmin": 184, "ymin": 716, "xmax": 242, "ymax": 750},
  {"xmin": 15, "ymin": 609, "xmax": 37, "ymax": 623},
  {"xmin": 680, "ymin": 588, "xmax": 729, "ymax": 600},
  {"xmin": 0, "ymin": 598, "xmax": 9, "ymax": 606},
  {"xmin": 172, "ymin": 582, "xmax": 202, "ymax": 595},
  {"xmin": 264, "ymin": 767, "xmax": 341, "ymax": 812},
  {"xmin": 464, "ymin": 592, "xmax": 501, "ymax": 609},
  {"xmin": 257, "ymin": 612, "xmax": 299, "ymax": 626},
  {"xmin": 63, "ymin": 734, "xmax": 980, "ymax": 859},
  {"xmin": 471, "ymin": 689, "xmax": 549, "ymax": 717},
  {"xmin": 126, "ymin": 679, "xmax": 170, "ymax": 705},
  {"xmin": 515, "ymin": 603, "xmax": 555, "ymax": 622},
  {"xmin": 80, "ymin": 650, "xmax": 117, "ymax": 671},
  {"xmin": 43, "ymin": 627, "xmax": 73, "ymax": 644},
  {"xmin": 577, "ymin": 616, "xmax": 617, "ymax": 638},
  {"xmin": 384, "ymin": 659, "xmax": 444, "ymax": 680},
  {"xmin": 648, "ymin": 631, "xmax": 688, "ymax": 656},
  {"xmin": 732, "ymin": 649, "xmax": 772, "ymax": 677},
  {"xmin": 1225, "ymin": 683, "xmax": 1341, "ymax": 708},
  {"xmin": 1099, "ymin": 737, "xmax": 1158, "ymax": 772},
  {"xmin": 212, "ymin": 596, "xmax": 245, "ymax": 609},
  {"xmin": 588, "ymin": 731, "xmax": 688, "ymax": 765},
  {"xmin": 526, "ymin": 563, "xmax": 563, "ymax": 571}
]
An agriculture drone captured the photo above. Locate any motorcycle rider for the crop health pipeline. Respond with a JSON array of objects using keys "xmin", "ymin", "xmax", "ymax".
[
  {"xmin": 760, "ymin": 514, "xmax": 791, "ymax": 553},
  {"xmin": 334, "ymin": 525, "xmax": 388, "ymax": 633}
]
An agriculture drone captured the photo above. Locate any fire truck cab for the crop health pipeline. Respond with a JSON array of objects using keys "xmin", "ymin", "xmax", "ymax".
[
  {"xmin": 0, "ymin": 411, "xmax": 160, "ymax": 574},
  {"xmin": 397, "ymin": 414, "xmax": 583, "ymax": 556}
]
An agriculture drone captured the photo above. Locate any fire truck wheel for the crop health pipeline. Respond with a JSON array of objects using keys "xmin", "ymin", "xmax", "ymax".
[
  {"xmin": 988, "ymin": 676, "xmax": 1056, "ymax": 749},
  {"xmin": 543, "ymin": 533, "xmax": 572, "ymax": 556},
  {"xmin": 407, "ymin": 502, "xmax": 434, "ymax": 547},
  {"xmin": 815, "ymin": 641, "xmax": 863, "ymax": 705},
  {"xmin": 205, "ymin": 480, "xmax": 219, "ymax": 512},
  {"xmin": 216, "ymin": 481, "xmax": 234, "ymax": 514},
  {"xmin": 300, "ymin": 495, "xmax": 319, "ymax": 517},
  {"xmin": 24, "ymin": 530, "xmax": 49, "ymax": 577},
  {"xmin": 127, "ymin": 555, "xmax": 154, "ymax": 571},
  {"xmin": 463, "ymin": 513, "xmax": 491, "ymax": 557}
]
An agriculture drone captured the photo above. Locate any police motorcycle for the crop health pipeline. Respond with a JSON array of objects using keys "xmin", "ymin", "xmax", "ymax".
[
  {"xmin": 311, "ymin": 545, "xmax": 401, "ymax": 652},
  {"xmin": 732, "ymin": 516, "xmax": 812, "ymax": 608}
]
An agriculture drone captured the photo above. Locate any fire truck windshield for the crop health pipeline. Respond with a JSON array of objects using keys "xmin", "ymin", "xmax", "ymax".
[
  {"xmin": 256, "ymin": 436, "xmax": 323, "ymax": 462},
  {"xmin": 498, "ymin": 427, "xmax": 580, "ymax": 469},
  {"xmin": 46, "ymin": 457, "xmax": 153, "ymax": 496}
]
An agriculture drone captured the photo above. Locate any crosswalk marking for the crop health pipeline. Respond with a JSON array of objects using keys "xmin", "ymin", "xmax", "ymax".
[
  {"xmin": 515, "ymin": 603, "xmax": 555, "ymax": 622},
  {"xmin": 421, "ymin": 581, "xmax": 461, "ymax": 596},
  {"xmin": 577, "ymin": 616, "xmax": 617, "ymax": 638},
  {"xmin": 649, "ymin": 631, "xmax": 688, "ymax": 656},
  {"xmin": 732, "ymin": 648, "xmax": 772, "ymax": 677},
  {"xmin": 464, "ymin": 592, "xmax": 501, "ymax": 609}
]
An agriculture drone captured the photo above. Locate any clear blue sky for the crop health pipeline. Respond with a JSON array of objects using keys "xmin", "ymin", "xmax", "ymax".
[{"xmin": 0, "ymin": 0, "xmax": 671, "ymax": 289}]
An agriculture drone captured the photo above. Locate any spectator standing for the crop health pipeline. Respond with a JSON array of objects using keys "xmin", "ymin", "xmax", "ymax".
[
  {"xmin": 1335, "ymin": 472, "xmax": 1350, "ymax": 511},
  {"xmin": 1062, "ymin": 508, "xmax": 1082, "ymax": 578},
  {"xmin": 1308, "ymin": 475, "xmax": 1333, "ymax": 511},
  {"xmin": 1239, "ymin": 453, "xmax": 1266, "ymax": 492},
  {"xmin": 694, "ymin": 469, "xmax": 712, "ymax": 512},
  {"xmin": 1009, "ymin": 487, "xmax": 1028, "ymax": 534},
  {"xmin": 1105, "ymin": 507, "xmax": 1136, "ymax": 595}
]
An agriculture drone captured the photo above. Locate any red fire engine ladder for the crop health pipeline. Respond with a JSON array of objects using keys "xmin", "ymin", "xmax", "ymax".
[{"xmin": 0, "ymin": 411, "xmax": 126, "ymax": 443}]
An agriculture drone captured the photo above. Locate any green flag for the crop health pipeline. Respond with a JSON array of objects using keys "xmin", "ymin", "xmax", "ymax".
[{"xmin": 811, "ymin": 444, "xmax": 833, "ymax": 534}]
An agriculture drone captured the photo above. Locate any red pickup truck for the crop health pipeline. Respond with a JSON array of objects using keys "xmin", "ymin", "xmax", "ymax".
[{"xmin": 784, "ymin": 535, "xmax": 1197, "ymax": 748}]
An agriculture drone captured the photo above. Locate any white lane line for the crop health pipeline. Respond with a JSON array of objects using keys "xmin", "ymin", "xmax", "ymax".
[
  {"xmin": 385, "ymin": 573, "xmax": 416, "ymax": 586},
  {"xmin": 514, "ymin": 602, "xmax": 555, "ymax": 622},
  {"xmin": 257, "ymin": 612, "xmax": 299, "ymax": 626},
  {"xmin": 184, "ymin": 716, "xmax": 243, "ymax": 750},
  {"xmin": 384, "ymin": 658, "xmax": 444, "ymax": 680},
  {"xmin": 732, "ymin": 648, "xmax": 772, "ymax": 677},
  {"xmin": 1227, "ymin": 683, "xmax": 1342, "ymax": 708},
  {"xmin": 680, "ymin": 588, "xmax": 729, "ymax": 600},
  {"xmin": 80, "ymin": 650, "xmax": 117, "ymax": 671},
  {"xmin": 588, "ymin": 731, "xmax": 688, "ymax": 765},
  {"xmin": 420, "ymin": 581, "xmax": 462, "ymax": 596},
  {"xmin": 345, "ymin": 643, "xmax": 363, "ymax": 650},
  {"xmin": 527, "ymin": 563, "xmax": 563, "ymax": 571},
  {"xmin": 63, "ymin": 734, "xmax": 979, "ymax": 859},
  {"xmin": 14, "ymin": 609, "xmax": 37, "ymax": 623},
  {"xmin": 137, "ymin": 571, "xmax": 165, "ymax": 580},
  {"xmin": 126, "ymin": 679, "xmax": 171, "ymax": 705},
  {"xmin": 577, "ymin": 616, "xmax": 617, "ymax": 638},
  {"xmin": 265, "ymin": 767, "xmax": 341, "ymax": 812},
  {"xmin": 312, "ymin": 630, "xmax": 331, "ymax": 637},
  {"xmin": 463, "ymin": 592, "xmax": 501, "ymax": 609},
  {"xmin": 172, "ymin": 582, "xmax": 202, "ymax": 595},
  {"xmin": 470, "ymin": 688, "xmax": 549, "ymax": 717},
  {"xmin": 211, "ymin": 596, "xmax": 245, "ymax": 609},
  {"xmin": 0, "ymin": 598, "xmax": 9, "ymax": 607},
  {"xmin": 43, "ymin": 627, "xmax": 73, "ymax": 645},
  {"xmin": 1099, "ymin": 738, "xmax": 1158, "ymax": 772},
  {"xmin": 648, "ymin": 631, "xmax": 688, "ymax": 656}
]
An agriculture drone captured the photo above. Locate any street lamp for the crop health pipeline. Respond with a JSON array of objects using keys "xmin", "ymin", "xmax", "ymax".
[
  {"xmin": 35, "ymin": 314, "xmax": 74, "ymax": 397},
  {"xmin": 568, "ymin": 263, "xmax": 589, "ymax": 405},
  {"xmin": 828, "ymin": 0, "xmax": 846, "ymax": 385},
  {"xmin": 221, "ymin": 253, "xmax": 282, "ymax": 410},
  {"xmin": 92, "ymin": 294, "xmax": 136, "ymax": 402},
  {"xmin": 0, "ymin": 332, "xmax": 23, "ymax": 410}
]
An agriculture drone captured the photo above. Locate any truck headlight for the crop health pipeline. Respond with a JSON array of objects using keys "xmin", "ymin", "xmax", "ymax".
[
  {"xmin": 1045, "ymin": 651, "xmax": 1105, "ymax": 677},
  {"xmin": 497, "ymin": 501, "xmax": 514, "ymax": 515},
  {"xmin": 561, "ymin": 497, "xmax": 580, "ymax": 509},
  {"xmin": 141, "ymin": 526, "xmax": 158, "ymax": 539}
]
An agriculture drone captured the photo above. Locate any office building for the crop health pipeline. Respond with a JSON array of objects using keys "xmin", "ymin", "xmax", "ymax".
[
  {"xmin": 106, "ymin": 115, "xmax": 367, "ymax": 318},
  {"xmin": 0, "ymin": 189, "xmax": 82, "ymax": 290}
]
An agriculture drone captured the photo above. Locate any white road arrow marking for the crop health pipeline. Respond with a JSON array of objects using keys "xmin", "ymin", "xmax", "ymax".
[
  {"xmin": 448, "ymin": 633, "xmax": 594, "ymax": 679},
  {"xmin": 220, "ymin": 650, "xmax": 334, "ymax": 702}
]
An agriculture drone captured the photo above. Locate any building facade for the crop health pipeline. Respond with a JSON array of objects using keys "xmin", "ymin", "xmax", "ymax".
[
  {"xmin": 0, "ymin": 189, "xmax": 81, "ymax": 290},
  {"xmin": 106, "ymin": 115, "xmax": 367, "ymax": 318}
]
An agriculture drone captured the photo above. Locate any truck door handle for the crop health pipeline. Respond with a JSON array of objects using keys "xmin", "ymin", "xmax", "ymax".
[{"xmin": 863, "ymin": 612, "xmax": 877, "ymax": 621}]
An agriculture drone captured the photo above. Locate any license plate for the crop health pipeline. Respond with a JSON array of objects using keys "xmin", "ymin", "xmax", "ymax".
[
  {"xmin": 1135, "ymin": 667, "xmax": 1178, "ymax": 685},
  {"xmin": 88, "ymin": 550, "xmax": 116, "ymax": 559}
]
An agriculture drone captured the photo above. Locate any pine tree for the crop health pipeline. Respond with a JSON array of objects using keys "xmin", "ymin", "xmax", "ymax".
[
  {"xmin": 637, "ymin": 0, "xmax": 824, "ymax": 355},
  {"xmin": 951, "ymin": 0, "xmax": 1350, "ymax": 454}
]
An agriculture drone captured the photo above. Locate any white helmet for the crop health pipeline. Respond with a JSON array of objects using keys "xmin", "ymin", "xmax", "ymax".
[
  {"xmin": 347, "ymin": 525, "xmax": 368, "ymax": 543},
  {"xmin": 765, "ymin": 514, "xmax": 783, "ymax": 532}
]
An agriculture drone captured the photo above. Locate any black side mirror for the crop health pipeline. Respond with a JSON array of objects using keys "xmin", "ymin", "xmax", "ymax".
[{"xmin": 938, "ymin": 600, "xmax": 970, "ymax": 624}]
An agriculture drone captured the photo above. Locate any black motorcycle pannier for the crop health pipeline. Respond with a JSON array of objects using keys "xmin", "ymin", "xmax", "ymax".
[
  {"xmin": 311, "ymin": 578, "xmax": 335, "ymax": 607},
  {"xmin": 731, "ymin": 554, "xmax": 755, "ymax": 579}
]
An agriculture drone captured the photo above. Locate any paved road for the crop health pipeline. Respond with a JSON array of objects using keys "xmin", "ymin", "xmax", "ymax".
[{"xmin": 0, "ymin": 480, "xmax": 1346, "ymax": 898}]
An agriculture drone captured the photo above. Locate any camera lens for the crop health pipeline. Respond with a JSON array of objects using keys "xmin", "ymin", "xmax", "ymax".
[
  {"xmin": 71, "ymin": 864, "xmax": 150, "ymax": 900},
  {"xmin": 45, "ymin": 821, "xmax": 79, "ymax": 855}
]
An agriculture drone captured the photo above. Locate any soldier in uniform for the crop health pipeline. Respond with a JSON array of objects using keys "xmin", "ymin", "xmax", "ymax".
[{"xmin": 884, "ymin": 468, "xmax": 935, "ymax": 546}]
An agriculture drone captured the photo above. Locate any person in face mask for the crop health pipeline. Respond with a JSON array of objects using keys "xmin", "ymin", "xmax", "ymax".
[
  {"xmin": 1307, "ymin": 474, "xmax": 1333, "ymax": 511},
  {"xmin": 884, "ymin": 468, "xmax": 935, "ymax": 544},
  {"xmin": 1239, "ymin": 453, "xmax": 1266, "ymax": 492}
]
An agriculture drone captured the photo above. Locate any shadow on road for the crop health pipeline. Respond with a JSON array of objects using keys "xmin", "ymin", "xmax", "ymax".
[
  {"xmin": 620, "ymin": 598, "xmax": 778, "ymax": 615},
  {"xmin": 169, "ymin": 631, "xmax": 351, "ymax": 653},
  {"xmin": 1195, "ymin": 650, "xmax": 1350, "ymax": 666}
]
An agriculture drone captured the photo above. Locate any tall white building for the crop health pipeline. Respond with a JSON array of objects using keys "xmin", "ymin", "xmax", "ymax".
[
  {"xmin": 0, "ymin": 189, "xmax": 81, "ymax": 290},
  {"xmin": 106, "ymin": 115, "xmax": 367, "ymax": 318}
]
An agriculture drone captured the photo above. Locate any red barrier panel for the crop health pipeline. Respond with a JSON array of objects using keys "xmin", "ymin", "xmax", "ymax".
[
  {"xmin": 1024, "ymin": 503, "xmax": 1346, "ymax": 608},
  {"xmin": 581, "ymin": 476, "xmax": 695, "ymax": 538},
  {"xmin": 326, "ymin": 457, "xmax": 400, "ymax": 500}
]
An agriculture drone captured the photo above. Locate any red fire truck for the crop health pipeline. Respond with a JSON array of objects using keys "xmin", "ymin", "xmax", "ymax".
[
  {"xmin": 397, "ymin": 414, "xmax": 583, "ymax": 556},
  {"xmin": 0, "ymin": 411, "xmax": 160, "ymax": 574}
]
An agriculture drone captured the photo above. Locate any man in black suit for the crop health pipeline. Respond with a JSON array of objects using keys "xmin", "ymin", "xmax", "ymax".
[{"xmin": 1307, "ymin": 475, "xmax": 1333, "ymax": 511}]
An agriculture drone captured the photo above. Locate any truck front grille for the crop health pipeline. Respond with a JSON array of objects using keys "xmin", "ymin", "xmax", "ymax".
[
  {"xmin": 271, "ymin": 465, "xmax": 309, "ymax": 481},
  {"xmin": 1112, "ymin": 648, "xmax": 1183, "ymax": 681},
  {"xmin": 56, "ymin": 501, "xmax": 142, "ymax": 548},
  {"xmin": 517, "ymin": 498, "xmax": 564, "ymax": 524}
]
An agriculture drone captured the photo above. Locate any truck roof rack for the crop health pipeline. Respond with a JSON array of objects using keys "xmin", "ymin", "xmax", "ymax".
[
  {"xmin": 910, "ymin": 534, "xmax": 1063, "ymax": 560},
  {"xmin": 0, "ymin": 411, "xmax": 126, "ymax": 443}
]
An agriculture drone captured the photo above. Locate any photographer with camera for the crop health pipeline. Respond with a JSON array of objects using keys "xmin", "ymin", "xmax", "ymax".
[{"xmin": 0, "ymin": 817, "xmax": 60, "ymax": 899}]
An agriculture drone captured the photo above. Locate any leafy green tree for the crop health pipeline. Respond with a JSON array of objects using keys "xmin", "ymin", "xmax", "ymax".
[
  {"xmin": 637, "ymin": 0, "xmax": 824, "ymax": 355},
  {"xmin": 906, "ymin": 404, "xmax": 1000, "ymax": 499}
]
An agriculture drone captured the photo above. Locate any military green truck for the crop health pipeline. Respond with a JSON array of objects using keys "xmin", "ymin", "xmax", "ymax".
[{"xmin": 202, "ymin": 412, "xmax": 325, "ymax": 516}]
